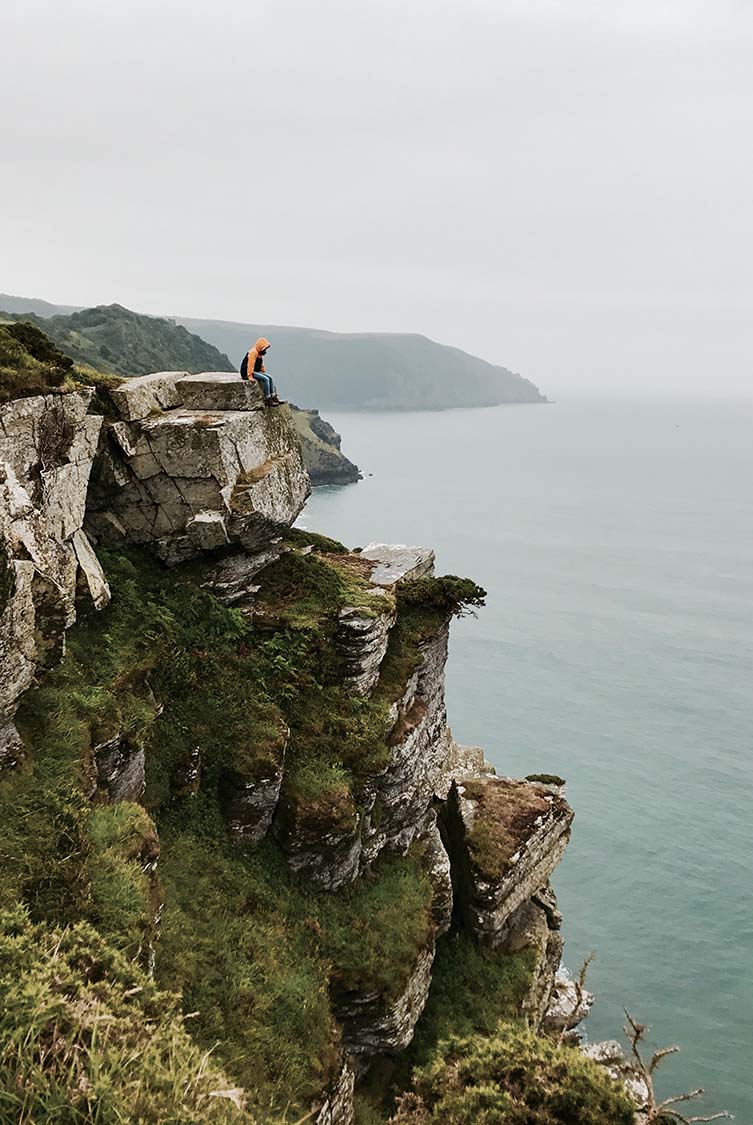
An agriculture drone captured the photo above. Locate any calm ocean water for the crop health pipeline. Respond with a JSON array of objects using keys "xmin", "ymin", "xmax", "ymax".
[{"xmin": 300, "ymin": 398, "xmax": 753, "ymax": 1121}]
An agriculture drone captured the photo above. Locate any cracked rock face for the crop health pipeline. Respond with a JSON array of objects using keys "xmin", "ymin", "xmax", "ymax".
[
  {"xmin": 314, "ymin": 1057, "xmax": 356, "ymax": 1125},
  {"xmin": 0, "ymin": 390, "xmax": 109, "ymax": 764},
  {"xmin": 361, "ymin": 619, "xmax": 454, "ymax": 866},
  {"xmin": 220, "ymin": 738, "xmax": 288, "ymax": 846},
  {"xmin": 336, "ymin": 592, "xmax": 396, "ymax": 696},
  {"xmin": 86, "ymin": 372, "xmax": 310, "ymax": 567},
  {"xmin": 276, "ymin": 787, "xmax": 363, "ymax": 891},
  {"xmin": 337, "ymin": 945, "xmax": 436, "ymax": 1060},
  {"xmin": 444, "ymin": 775, "xmax": 574, "ymax": 949}
]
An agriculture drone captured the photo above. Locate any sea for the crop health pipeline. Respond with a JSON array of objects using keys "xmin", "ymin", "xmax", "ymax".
[{"xmin": 299, "ymin": 397, "xmax": 753, "ymax": 1122}]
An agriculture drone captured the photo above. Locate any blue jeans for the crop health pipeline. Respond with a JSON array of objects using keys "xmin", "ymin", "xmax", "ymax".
[{"xmin": 253, "ymin": 372, "xmax": 276, "ymax": 398}]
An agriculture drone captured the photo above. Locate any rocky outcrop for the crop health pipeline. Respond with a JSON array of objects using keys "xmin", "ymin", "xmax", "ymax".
[
  {"xmin": 361, "ymin": 618, "xmax": 453, "ymax": 869},
  {"xmin": 314, "ymin": 1057, "xmax": 356, "ymax": 1125},
  {"xmin": 443, "ymin": 775, "xmax": 573, "ymax": 949},
  {"xmin": 360, "ymin": 544, "xmax": 435, "ymax": 586},
  {"xmin": 86, "ymin": 372, "xmax": 309, "ymax": 567},
  {"xmin": 581, "ymin": 1040, "xmax": 650, "ymax": 1116},
  {"xmin": 0, "ymin": 389, "xmax": 108, "ymax": 766},
  {"xmin": 338, "ymin": 947, "xmax": 435, "ymax": 1063},
  {"xmin": 277, "ymin": 786, "xmax": 362, "ymax": 892},
  {"xmin": 220, "ymin": 745, "xmax": 287, "ymax": 845},
  {"xmin": 336, "ymin": 591, "xmax": 396, "ymax": 696},
  {"xmin": 290, "ymin": 405, "xmax": 361, "ymax": 486}
]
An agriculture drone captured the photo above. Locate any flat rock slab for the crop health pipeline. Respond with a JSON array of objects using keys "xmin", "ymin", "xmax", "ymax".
[
  {"xmin": 176, "ymin": 373, "xmax": 265, "ymax": 412},
  {"xmin": 361, "ymin": 543, "xmax": 435, "ymax": 586},
  {"xmin": 111, "ymin": 372, "xmax": 187, "ymax": 421}
]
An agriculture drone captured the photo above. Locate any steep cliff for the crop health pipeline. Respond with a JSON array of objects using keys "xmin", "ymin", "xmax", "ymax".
[{"xmin": 0, "ymin": 371, "xmax": 634, "ymax": 1125}]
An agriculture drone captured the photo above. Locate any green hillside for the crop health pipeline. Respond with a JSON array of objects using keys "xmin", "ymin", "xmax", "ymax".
[
  {"xmin": 7, "ymin": 304, "xmax": 234, "ymax": 378},
  {"xmin": 180, "ymin": 317, "xmax": 547, "ymax": 411}
]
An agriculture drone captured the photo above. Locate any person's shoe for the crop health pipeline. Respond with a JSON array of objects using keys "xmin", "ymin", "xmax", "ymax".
[{"xmin": 270, "ymin": 395, "xmax": 287, "ymax": 406}]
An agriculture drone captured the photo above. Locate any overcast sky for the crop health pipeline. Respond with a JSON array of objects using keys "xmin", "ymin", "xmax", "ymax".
[{"xmin": 3, "ymin": 0, "xmax": 753, "ymax": 397}]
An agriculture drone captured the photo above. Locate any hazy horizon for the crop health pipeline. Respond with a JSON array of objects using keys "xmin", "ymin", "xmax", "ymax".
[{"xmin": 4, "ymin": 0, "xmax": 753, "ymax": 398}]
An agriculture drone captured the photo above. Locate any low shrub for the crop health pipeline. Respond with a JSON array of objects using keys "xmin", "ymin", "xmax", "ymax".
[{"xmin": 392, "ymin": 1022, "xmax": 635, "ymax": 1124}]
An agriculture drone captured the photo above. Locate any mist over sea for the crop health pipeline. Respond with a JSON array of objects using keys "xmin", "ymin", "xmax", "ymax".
[{"xmin": 300, "ymin": 397, "xmax": 753, "ymax": 1121}]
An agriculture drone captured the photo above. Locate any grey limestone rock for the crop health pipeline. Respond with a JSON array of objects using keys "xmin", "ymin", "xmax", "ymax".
[
  {"xmin": 73, "ymin": 528, "xmax": 111, "ymax": 610},
  {"xmin": 435, "ymin": 740, "xmax": 497, "ymax": 800},
  {"xmin": 361, "ymin": 543, "xmax": 435, "ymax": 587},
  {"xmin": 199, "ymin": 543, "xmax": 283, "ymax": 605},
  {"xmin": 581, "ymin": 1040, "xmax": 650, "ymax": 1112},
  {"xmin": 423, "ymin": 817, "xmax": 454, "ymax": 937},
  {"xmin": 0, "ymin": 391, "xmax": 105, "ymax": 761},
  {"xmin": 336, "ymin": 591, "xmax": 396, "ymax": 696},
  {"xmin": 314, "ymin": 1057, "xmax": 356, "ymax": 1125},
  {"xmin": 176, "ymin": 372, "xmax": 265, "ymax": 412},
  {"xmin": 93, "ymin": 735, "xmax": 146, "ymax": 803},
  {"xmin": 110, "ymin": 371, "xmax": 187, "ymax": 421},
  {"xmin": 0, "ymin": 722, "xmax": 25, "ymax": 771},
  {"xmin": 220, "ymin": 751, "xmax": 287, "ymax": 846},
  {"xmin": 361, "ymin": 619, "xmax": 454, "ymax": 866},
  {"xmin": 87, "ymin": 394, "xmax": 310, "ymax": 567},
  {"xmin": 276, "ymin": 792, "xmax": 363, "ymax": 891},
  {"xmin": 544, "ymin": 965, "xmax": 594, "ymax": 1032}
]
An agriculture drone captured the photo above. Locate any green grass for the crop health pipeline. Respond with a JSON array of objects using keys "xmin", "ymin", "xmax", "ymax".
[
  {"xmin": 0, "ymin": 906, "xmax": 248, "ymax": 1124},
  {"xmin": 155, "ymin": 827, "xmax": 433, "ymax": 1117}
]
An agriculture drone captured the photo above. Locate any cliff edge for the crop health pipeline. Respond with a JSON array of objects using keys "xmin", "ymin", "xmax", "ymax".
[{"xmin": 0, "ymin": 371, "xmax": 636, "ymax": 1124}]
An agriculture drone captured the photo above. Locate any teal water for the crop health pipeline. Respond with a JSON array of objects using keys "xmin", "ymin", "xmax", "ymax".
[{"xmin": 300, "ymin": 398, "xmax": 753, "ymax": 1121}]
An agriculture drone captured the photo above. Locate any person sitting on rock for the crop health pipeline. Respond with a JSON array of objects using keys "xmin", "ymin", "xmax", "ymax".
[{"xmin": 240, "ymin": 337, "xmax": 285, "ymax": 406}]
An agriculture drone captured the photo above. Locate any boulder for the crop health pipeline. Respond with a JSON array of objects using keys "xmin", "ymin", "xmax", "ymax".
[
  {"xmin": 93, "ymin": 734, "xmax": 146, "ymax": 803},
  {"xmin": 110, "ymin": 372, "xmax": 187, "ymax": 421},
  {"xmin": 199, "ymin": 543, "xmax": 284, "ymax": 605},
  {"xmin": 581, "ymin": 1041, "xmax": 650, "ymax": 1113},
  {"xmin": 444, "ymin": 775, "xmax": 573, "ymax": 948},
  {"xmin": 361, "ymin": 543, "xmax": 435, "ymax": 587},
  {"xmin": 544, "ymin": 965, "xmax": 594, "ymax": 1032},
  {"xmin": 73, "ymin": 528, "xmax": 111, "ymax": 610},
  {"xmin": 175, "ymin": 372, "xmax": 265, "ymax": 412}
]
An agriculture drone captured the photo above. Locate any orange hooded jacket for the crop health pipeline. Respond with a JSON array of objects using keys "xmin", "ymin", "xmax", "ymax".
[{"xmin": 245, "ymin": 337, "xmax": 271, "ymax": 377}]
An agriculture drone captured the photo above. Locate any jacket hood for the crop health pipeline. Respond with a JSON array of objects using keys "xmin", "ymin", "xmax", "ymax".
[{"xmin": 254, "ymin": 337, "xmax": 271, "ymax": 352}]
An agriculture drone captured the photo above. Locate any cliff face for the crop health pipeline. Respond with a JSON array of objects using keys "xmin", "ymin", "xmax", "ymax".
[
  {"xmin": 290, "ymin": 405, "xmax": 361, "ymax": 486},
  {"xmin": 0, "ymin": 389, "xmax": 108, "ymax": 766},
  {"xmin": 0, "ymin": 374, "xmax": 617, "ymax": 1124}
]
